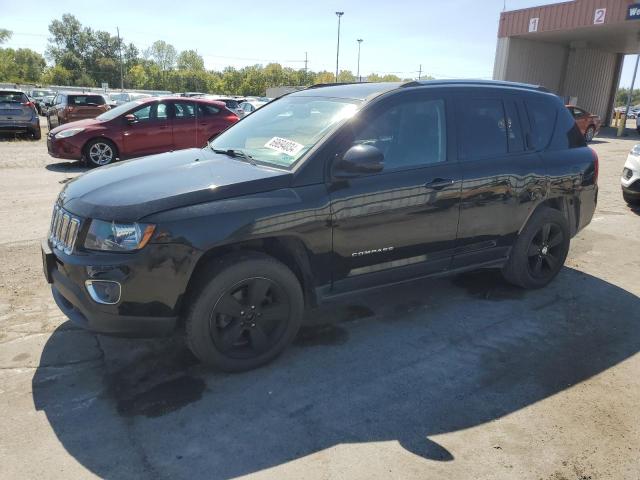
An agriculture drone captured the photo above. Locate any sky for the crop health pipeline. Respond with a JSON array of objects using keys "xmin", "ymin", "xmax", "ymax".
[{"xmin": 1, "ymin": 0, "xmax": 637, "ymax": 87}]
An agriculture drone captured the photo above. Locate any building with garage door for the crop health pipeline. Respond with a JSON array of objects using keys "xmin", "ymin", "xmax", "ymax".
[{"xmin": 493, "ymin": 0, "xmax": 640, "ymax": 123}]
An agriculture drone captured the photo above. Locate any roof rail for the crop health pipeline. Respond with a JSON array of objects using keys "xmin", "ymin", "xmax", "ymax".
[
  {"xmin": 401, "ymin": 79, "xmax": 550, "ymax": 92},
  {"xmin": 306, "ymin": 82, "xmax": 369, "ymax": 89}
]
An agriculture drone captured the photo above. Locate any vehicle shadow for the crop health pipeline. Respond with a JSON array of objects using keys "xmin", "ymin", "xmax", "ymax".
[
  {"xmin": 45, "ymin": 161, "xmax": 88, "ymax": 173},
  {"xmin": 32, "ymin": 267, "xmax": 640, "ymax": 478}
]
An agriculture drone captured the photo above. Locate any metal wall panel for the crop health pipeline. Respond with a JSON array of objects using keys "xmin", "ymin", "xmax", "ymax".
[
  {"xmin": 493, "ymin": 37, "xmax": 568, "ymax": 92},
  {"xmin": 561, "ymin": 48, "xmax": 619, "ymax": 119}
]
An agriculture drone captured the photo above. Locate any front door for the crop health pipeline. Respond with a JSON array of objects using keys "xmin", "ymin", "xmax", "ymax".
[
  {"xmin": 328, "ymin": 92, "xmax": 462, "ymax": 294},
  {"xmin": 122, "ymin": 101, "xmax": 172, "ymax": 158}
]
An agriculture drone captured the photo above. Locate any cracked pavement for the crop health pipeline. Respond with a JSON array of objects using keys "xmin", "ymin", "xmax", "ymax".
[{"xmin": 1, "ymin": 125, "xmax": 639, "ymax": 479}]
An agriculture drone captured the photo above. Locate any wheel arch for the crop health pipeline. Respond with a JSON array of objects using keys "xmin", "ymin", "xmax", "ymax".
[
  {"xmin": 519, "ymin": 196, "xmax": 578, "ymax": 237},
  {"xmin": 178, "ymin": 235, "xmax": 317, "ymax": 323}
]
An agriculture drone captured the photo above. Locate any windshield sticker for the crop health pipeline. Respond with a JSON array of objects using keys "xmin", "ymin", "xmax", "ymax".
[{"xmin": 264, "ymin": 137, "xmax": 304, "ymax": 156}]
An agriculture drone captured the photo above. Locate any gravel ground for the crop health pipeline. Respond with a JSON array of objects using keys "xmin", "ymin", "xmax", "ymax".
[{"xmin": 0, "ymin": 121, "xmax": 639, "ymax": 479}]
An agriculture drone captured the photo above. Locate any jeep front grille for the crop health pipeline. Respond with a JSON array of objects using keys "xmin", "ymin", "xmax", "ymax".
[{"xmin": 49, "ymin": 205, "xmax": 81, "ymax": 254}]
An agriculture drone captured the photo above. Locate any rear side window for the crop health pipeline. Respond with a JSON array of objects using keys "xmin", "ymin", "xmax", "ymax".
[
  {"xmin": 525, "ymin": 99, "xmax": 556, "ymax": 150},
  {"xmin": 460, "ymin": 98, "xmax": 508, "ymax": 160},
  {"xmin": 69, "ymin": 95, "xmax": 106, "ymax": 106},
  {"xmin": 554, "ymin": 105, "xmax": 586, "ymax": 149},
  {"xmin": 0, "ymin": 91, "xmax": 28, "ymax": 103},
  {"xmin": 198, "ymin": 104, "xmax": 220, "ymax": 116}
]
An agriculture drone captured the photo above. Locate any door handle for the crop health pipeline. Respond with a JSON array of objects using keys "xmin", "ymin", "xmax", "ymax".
[{"xmin": 424, "ymin": 178, "xmax": 454, "ymax": 190}]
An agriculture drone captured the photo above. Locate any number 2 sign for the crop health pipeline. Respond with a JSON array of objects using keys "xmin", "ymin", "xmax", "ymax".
[
  {"xmin": 528, "ymin": 17, "xmax": 539, "ymax": 32},
  {"xmin": 594, "ymin": 8, "xmax": 606, "ymax": 24}
]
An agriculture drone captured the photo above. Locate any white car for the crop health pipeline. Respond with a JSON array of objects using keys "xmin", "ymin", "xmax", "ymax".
[{"xmin": 622, "ymin": 144, "xmax": 640, "ymax": 205}]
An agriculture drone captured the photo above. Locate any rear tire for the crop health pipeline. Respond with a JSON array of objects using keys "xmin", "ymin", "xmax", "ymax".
[
  {"xmin": 185, "ymin": 252, "xmax": 304, "ymax": 372},
  {"xmin": 84, "ymin": 138, "xmax": 117, "ymax": 167},
  {"xmin": 31, "ymin": 127, "xmax": 41, "ymax": 140},
  {"xmin": 502, "ymin": 208, "xmax": 570, "ymax": 289}
]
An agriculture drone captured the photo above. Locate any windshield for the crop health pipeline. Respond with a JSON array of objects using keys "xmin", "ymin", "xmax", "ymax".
[
  {"xmin": 32, "ymin": 90, "xmax": 54, "ymax": 98},
  {"xmin": 209, "ymin": 96, "xmax": 360, "ymax": 168},
  {"xmin": 96, "ymin": 100, "xmax": 143, "ymax": 121}
]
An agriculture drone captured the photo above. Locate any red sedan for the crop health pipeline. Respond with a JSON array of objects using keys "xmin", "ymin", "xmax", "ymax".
[
  {"xmin": 47, "ymin": 97, "xmax": 238, "ymax": 167},
  {"xmin": 566, "ymin": 105, "xmax": 601, "ymax": 142}
]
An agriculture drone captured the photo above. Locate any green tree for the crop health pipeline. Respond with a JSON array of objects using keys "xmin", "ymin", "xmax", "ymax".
[
  {"xmin": 177, "ymin": 49, "xmax": 204, "ymax": 71},
  {"xmin": 0, "ymin": 29, "xmax": 11, "ymax": 44},
  {"xmin": 337, "ymin": 70, "xmax": 356, "ymax": 82},
  {"xmin": 0, "ymin": 47, "xmax": 45, "ymax": 83},
  {"xmin": 145, "ymin": 40, "xmax": 176, "ymax": 72},
  {"xmin": 41, "ymin": 65, "xmax": 73, "ymax": 85}
]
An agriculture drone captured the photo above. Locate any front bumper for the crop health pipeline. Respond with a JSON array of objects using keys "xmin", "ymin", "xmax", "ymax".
[
  {"xmin": 42, "ymin": 238, "xmax": 196, "ymax": 337},
  {"xmin": 47, "ymin": 133, "xmax": 83, "ymax": 160}
]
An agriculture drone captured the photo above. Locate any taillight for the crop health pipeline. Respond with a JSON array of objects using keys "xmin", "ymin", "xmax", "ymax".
[
  {"xmin": 22, "ymin": 101, "xmax": 34, "ymax": 108},
  {"xmin": 590, "ymin": 147, "xmax": 599, "ymax": 184}
]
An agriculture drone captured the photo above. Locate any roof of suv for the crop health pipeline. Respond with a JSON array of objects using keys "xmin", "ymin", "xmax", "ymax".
[{"xmin": 290, "ymin": 79, "xmax": 551, "ymax": 102}]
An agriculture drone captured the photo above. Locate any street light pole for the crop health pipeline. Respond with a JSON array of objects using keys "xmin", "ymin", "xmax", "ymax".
[
  {"xmin": 335, "ymin": 12, "xmax": 344, "ymax": 83},
  {"xmin": 357, "ymin": 38, "xmax": 363, "ymax": 82}
]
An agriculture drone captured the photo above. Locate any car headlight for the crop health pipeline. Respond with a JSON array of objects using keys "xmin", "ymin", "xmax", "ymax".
[
  {"xmin": 55, "ymin": 128, "xmax": 85, "ymax": 139},
  {"xmin": 84, "ymin": 220, "xmax": 155, "ymax": 252},
  {"xmin": 631, "ymin": 144, "xmax": 640, "ymax": 157}
]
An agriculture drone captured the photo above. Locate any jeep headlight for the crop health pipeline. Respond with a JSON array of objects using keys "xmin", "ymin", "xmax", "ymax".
[
  {"xmin": 55, "ymin": 128, "xmax": 85, "ymax": 139},
  {"xmin": 84, "ymin": 220, "xmax": 155, "ymax": 252},
  {"xmin": 630, "ymin": 144, "xmax": 640, "ymax": 157}
]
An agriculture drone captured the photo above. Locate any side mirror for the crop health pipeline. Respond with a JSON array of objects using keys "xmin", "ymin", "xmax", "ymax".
[
  {"xmin": 334, "ymin": 144, "xmax": 384, "ymax": 176},
  {"xmin": 124, "ymin": 113, "xmax": 138, "ymax": 125},
  {"xmin": 45, "ymin": 101, "xmax": 52, "ymax": 107}
]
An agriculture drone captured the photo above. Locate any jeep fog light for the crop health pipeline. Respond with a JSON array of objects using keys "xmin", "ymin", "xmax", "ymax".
[{"xmin": 85, "ymin": 280, "xmax": 121, "ymax": 305}]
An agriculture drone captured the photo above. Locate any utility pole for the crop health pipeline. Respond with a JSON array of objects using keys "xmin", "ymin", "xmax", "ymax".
[
  {"xmin": 418, "ymin": 64, "xmax": 422, "ymax": 81},
  {"xmin": 335, "ymin": 12, "xmax": 344, "ymax": 83},
  {"xmin": 356, "ymin": 39, "xmax": 363, "ymax": 82},
  {"xmin": 304, "ymin": 51, "xmax": 308, "ymax": 84},
  {"xmin": 116, "ymin": 27, "xmax": 124, "ymax": 90},
  {"xmin": 621, "ymin": 54, "xmax": 640, "ymax": 136}
]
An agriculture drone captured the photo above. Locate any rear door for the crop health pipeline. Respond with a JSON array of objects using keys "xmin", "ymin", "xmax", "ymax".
[
  {"xmin": 0, "ymin": 91, "xmax": 32, "ymax": 124},
  {"xmin": 196, "ymin": 102, "xmax": 235, "ymax": 145},
  {"xmin": 328, "ymin": 90, "xmax": 462, "ymax": 293},
  {"xmin": 170, "ymin": 100, "xmax": 198, "ymax": 150},
  {"xmin": 122, "ymin": 101, "xmax": 173, "ymax": 158},
  {"xmin": 49, "ymin": 94, "xmax": 64, "ymax": 127},
  {"xmin": 451, "ymin": 93, "xmax": 546, "ymax": 268}
]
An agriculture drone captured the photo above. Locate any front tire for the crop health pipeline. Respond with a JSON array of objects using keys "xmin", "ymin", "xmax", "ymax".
[
  {"xmin": 585, "ymin": 126, "xmax": 595, "ymax": 142},
  {"xmin": 185, "ymin": 252, "xmax": 304, "ymax": 372},
  {"xmin": 84, "ymin": 138, "xmax": 117, "ymax": 167},
  {"xmin": 502, "ymin": 208, "xmax": 570, "ymax": 289},
  {"xmin": 31, "ymin": 127, "xmax": 41, "ymax": 140}
]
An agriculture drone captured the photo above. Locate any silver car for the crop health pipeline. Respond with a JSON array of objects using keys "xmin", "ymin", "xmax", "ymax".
[{"xmin": 0, "ymin": 89, "xmax": 41, "ymax": 139}]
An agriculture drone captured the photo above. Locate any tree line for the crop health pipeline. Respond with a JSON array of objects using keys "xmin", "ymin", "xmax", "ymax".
[{"xmin": 0, "ymin": 15, "xmax": 417, "ymax": 95}]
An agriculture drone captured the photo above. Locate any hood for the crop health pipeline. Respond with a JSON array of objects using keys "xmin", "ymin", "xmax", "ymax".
[
  {"xmin": 49, "ymin": 118, "xmax": 100, "ymax": 136},
  {"xmin": 60, "ymin": 148, "xmax": 292, "ymax": 222}
]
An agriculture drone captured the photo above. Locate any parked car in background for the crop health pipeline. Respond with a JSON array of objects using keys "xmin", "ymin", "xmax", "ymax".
[
  {"xmin": 42, "ymin": 80, "xmax": 598, "ymax": 371},
  {"xmin": 108, "ymin": 91, "xmax": 152, "ymax": 107},
  {"xmin": 180, "ymin": 92, "xmax": 206, "ymax": 97},
  {"xmin": 0, "ymin": 89, "xmax": 41, "ymax": 139},
  {"xmin": 203, "ymin": 96, "xmax": 243, "ymax": 116},
  {"xmin": 238, "ymin": 99, "xmax": 267, "ymax": 117},
  {"xmin": 47, "ymin": 93, "xmax": 110, "ymax": 130},
  {"xmin": 622, "ymin": 144, "xmax": 640, "ymax": 205},
  {"xmin": 28, "ymin": 89, "xmax": 56, "ymax": 115},
  {"xmin": 47, "ymin": 96, "xmax": 238, "ymax": 166},
  {"xmin": 566, "ymin": 105, "xmax": 601, "ymax": 142}
]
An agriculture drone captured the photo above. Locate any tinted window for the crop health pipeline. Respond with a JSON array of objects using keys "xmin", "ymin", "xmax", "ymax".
[
  {"xmin": 353, "ymin": 98, "xmax": 447, "ymax": 169},
  {"xmin": 133, "ymin": 104, "xmax": 152, "ymax": 121},
  {"xmin": 553, "ymin": 105, "xmax": 586, "ymax": 150},
  {"xmin": 0, "ymin": 91, "xmax": 28, "ymax": 103},
  {"xmin": 197, "ymin": 104, "xmax": 220, "ymax": 116},
  {"xmin": 461, "ymin": 98, "xmax": 507, "ymax": 160},
  {"xmin": 505, "ymin": 101, "xmax": 524, "ymax": 153},
  {"xmin": 525, "ymin": 99, "xmax": 556, "ymax": 150},
  {"xmin": 224, "ymin": 99, "xmax": 239, "ymax": 109},
  {"xmin": 68, "ymin": 95, "xmax": 106, "ymax": 106}
]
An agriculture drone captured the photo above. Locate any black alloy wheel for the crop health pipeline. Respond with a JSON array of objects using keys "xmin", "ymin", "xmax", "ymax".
[
  {"xmin": 526, "ymin": 222, "xmax": 564, "ymax": 280},
  {"xmin": 208, "ymin": 277, "xmax": 291, "ymax": 359}
]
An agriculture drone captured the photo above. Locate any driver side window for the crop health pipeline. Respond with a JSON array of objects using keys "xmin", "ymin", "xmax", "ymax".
[
  {"xmin": 352, "ymin": 97, "xmax": 447, "ymax": 171},
  {"xmin": 133, "ymin": 104, "xmax": 152, "ymax": 122}
]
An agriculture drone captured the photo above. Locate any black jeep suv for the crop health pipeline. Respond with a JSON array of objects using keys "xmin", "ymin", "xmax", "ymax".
[{"xmin": 42, "ymin": 80, "xmax": 598, "ymax": 371}]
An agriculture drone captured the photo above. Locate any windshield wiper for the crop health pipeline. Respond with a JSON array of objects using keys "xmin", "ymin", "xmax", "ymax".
[{"xmin": 211, "ymin": 147, "xmax": 257, "ymax": 166}]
